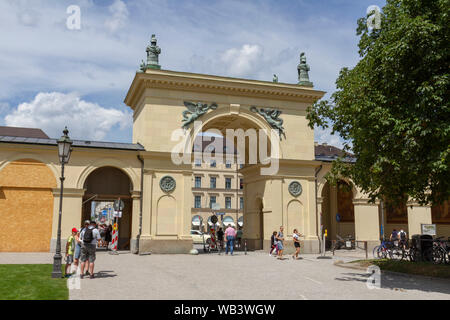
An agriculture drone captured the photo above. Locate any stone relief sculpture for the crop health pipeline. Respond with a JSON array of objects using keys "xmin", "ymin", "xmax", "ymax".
[
  {"xmin": 160, "ymin": 176, "xmax": 176, "ymax": 193},
  {"xmin": 250, "ymin": 106, "xmax": 285, "ymax": 140},
  {"xmin": 289, "ymin": 181, "xmax": 303, "ymax": 197},
  {"xmin": 297, "ymin": 52, "xmax": 313, "ymax": 87},
  {"xmin": 182, "ymin": 101, "xmax": 218, "ymax": 129}
]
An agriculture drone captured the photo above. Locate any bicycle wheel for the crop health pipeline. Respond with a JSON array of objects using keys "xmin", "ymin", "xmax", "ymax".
[
  {"xmin": 373, "ymin": 245, "xmax": 381, "ymax": 259},
  {"xmin": 433, "ymin": 248, "xmax": 445, "ymax": 264},
  {"xmin": 390, "ymin": 248, "xmax": 404, "ymax": 261},
  {"xmin": 408, "ymin": 248, "xmax": 417, "ymax": 262}
]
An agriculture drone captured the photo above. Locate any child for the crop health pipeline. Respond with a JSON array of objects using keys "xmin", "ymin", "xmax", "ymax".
[
  {"xmin": 269, "ymin": 231, "xmax": 278, "ymax": 256},
  {"xmin": 65, "ymin": 228, "xmax": 77, "ymax": 277}
]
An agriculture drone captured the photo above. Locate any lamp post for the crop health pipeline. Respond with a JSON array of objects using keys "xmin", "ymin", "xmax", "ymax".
[{"xmin": 52, "ymin": 127, "xmax": 73, "ymax": 278}]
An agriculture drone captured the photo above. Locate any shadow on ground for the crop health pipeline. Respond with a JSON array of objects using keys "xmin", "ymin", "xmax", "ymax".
[{"xmin": 335, "ymin": 271, "xmax": 450, "ymax": 295}]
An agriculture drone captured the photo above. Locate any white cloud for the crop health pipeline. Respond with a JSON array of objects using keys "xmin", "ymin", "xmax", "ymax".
[
  {"xmin": 221, "ymin": 44, "xmax": 263, "ymax": 77},
  {"xmin": 4, "ymin": 92, "xmax": 131, "ymax": 141},
  {"xmin": 104, "ymin": 0, "xmax": 129, "ymax": 33},
  {"xmin": 315, "ymin": 126, "xmax": 346, "ymax": 149}
]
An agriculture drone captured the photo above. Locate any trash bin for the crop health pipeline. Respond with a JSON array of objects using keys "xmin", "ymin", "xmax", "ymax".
[
  {"xmin": 411, "ymin": 234, "xmax": 433, "ymax": 262},
  {"xmin": 420, "ymin": 235, "xmax": 433, "ymax": 262}
]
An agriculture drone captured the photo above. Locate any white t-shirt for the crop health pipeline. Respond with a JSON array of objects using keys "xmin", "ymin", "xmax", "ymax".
[
  {"xmin": 80, "ymin": 226, "xmax": 101, "ymax": 245},
  {"xmin": 293, "ymin": 233, "xmax": 299, "ymax": 241}
]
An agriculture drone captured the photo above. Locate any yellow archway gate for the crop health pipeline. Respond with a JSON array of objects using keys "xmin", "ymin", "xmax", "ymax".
[{"xmin": 124, "ymin": 69, "xmax": 325, "ymax": 253}]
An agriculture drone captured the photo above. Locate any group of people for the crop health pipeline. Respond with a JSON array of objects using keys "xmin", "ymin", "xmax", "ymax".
[
  {"xmin": 390, "ymin": 228, "xmax": 408, "ymax": 249},
  {"xmin": 65, "ymin": 220, "xmax": 110, "ymax": 279},
  {"xmin": 270, "ymin": 226, "xmax": 303, "ymax": 260},
  {"xmin": 216, "ymin": 225, "xmax": 243, "ymax": 255}
]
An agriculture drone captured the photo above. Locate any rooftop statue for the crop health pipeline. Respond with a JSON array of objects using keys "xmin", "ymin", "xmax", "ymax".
[
  {"xmin": 297, "ymin": 52, "xmax": 313, "ymax": 87},
  {"xmin": 250, "ymin": 106, "xmax": 285, "ymax": 140},
  {"xmin": 146, "ymin": 34, "xmax": 161, "ymax": 69},
  {"xmin": 139, "ymin": 34, "xmax": 161, "ymax": 72},
  {"xmin": 182, "ymin": 101, "xmax": 218, "ymax": 129},
  {"xmin": 273, "ymin": 74, "xmax": 278, "ymax": 83}
]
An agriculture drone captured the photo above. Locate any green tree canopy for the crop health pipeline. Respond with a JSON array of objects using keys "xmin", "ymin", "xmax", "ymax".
[{"xmin": 307, "ymin": 0, "xmax": 449, "ymax": 205}]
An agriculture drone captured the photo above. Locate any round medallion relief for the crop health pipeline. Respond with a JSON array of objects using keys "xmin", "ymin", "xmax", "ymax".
[
  {"xmin": 289, "ymin": 181, "xmax": 302, "ymax": 197},
  {"xmin": 160, "ymin": 176, "xmax": 176, "ymax": 193}
]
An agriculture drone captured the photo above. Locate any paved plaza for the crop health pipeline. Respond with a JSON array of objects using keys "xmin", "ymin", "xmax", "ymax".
[{"xmin": 1, "ymin": 250, "xmax": 449, "ymax": 300}]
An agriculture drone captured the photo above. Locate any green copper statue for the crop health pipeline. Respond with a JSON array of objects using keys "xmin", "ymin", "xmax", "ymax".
[
  {"xmin": 297, "ymin": 52, "xmax": 313, "ymax": 87},
  {"xmin": 250, "ymin": 106, "xmax": 285, "ymax": 140},
  {"xmin": 182, "ymin": 101, "xmax": 218, "ymax": 129},
  {"xmin": 146, "ymin": 34, "xmax": 161, "ymax": 69},
  {"xmin": 139, "ymin": 34, "xmax": 161, "ymax": 72},
  {"xmin": 273, "ymin": 74, "xmax": 278, "ymax": 83}
]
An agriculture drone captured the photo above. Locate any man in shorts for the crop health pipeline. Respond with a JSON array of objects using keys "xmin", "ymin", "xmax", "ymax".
[{"xmin": 80, "ymin": 220, "xmax": 101, "ymax": 279}]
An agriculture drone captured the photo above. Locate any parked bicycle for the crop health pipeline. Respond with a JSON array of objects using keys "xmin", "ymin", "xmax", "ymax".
[{"xmin": 423, "ymin": 236, "xmax": 450, "ymax": 265}]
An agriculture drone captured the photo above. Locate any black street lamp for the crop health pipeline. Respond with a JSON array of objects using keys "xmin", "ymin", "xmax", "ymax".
[{"xmin": 52, "ymin": 127, "xmax": 73, "ymax": 278}]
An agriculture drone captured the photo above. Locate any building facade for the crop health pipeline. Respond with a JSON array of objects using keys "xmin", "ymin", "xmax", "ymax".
[{"xmin": 0, "ymin": 39, "xmax": 448, "ymax": 254}]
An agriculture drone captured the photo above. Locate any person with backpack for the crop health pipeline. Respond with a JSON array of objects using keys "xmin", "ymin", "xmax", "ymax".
[
  {"xmin": 399, "ymin": 229, "xmax": 408, "ymax": 249},
  {"xmin": 74, "ymin": 220, "xmax": 90, "ymax": 270},
  {"xmin": 80, "ymin": 220, "xmax": 101, "ymax": 279},
  {"xmin": 390, "ymin": 229, "xmax": 399, "ymax": 243}
]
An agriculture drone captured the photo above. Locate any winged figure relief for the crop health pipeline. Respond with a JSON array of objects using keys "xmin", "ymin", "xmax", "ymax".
[
  {"xmin": 182, "ymin": 102, "xmax": 218, "ymax": 129},
  {"xmin": 250, "ymin": 106, "xmax": 285, "ymax": 140}
]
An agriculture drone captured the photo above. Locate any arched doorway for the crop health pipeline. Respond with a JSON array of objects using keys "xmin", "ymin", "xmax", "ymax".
[
  {"xmin": 336, "ymin": 180, "xmax": 355, "ymax": 238},
  {"xmin": 190, "ymin": 111, "xmax": 275, "ymax": 251},
  {"xmin": 0, "ymin": 159, "xmax": 56, "ymax": 252},
  {"xmin": 82, "ymin": 166, "xmax": 133, "ymax": 250},
  {"xmin": 321, "ymin": 180, "xmax": 355, "ymax": 248}
]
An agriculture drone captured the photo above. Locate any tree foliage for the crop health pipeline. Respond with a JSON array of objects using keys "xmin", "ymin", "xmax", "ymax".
[{"xmin": 307, "ymin": 0, "xmax": 449, "ymax": 205}]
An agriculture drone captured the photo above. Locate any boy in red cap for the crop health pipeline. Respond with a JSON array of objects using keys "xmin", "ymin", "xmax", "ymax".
[{"xmin": 65, "ymin": 228, "xmax": 77, "ymax": 277}]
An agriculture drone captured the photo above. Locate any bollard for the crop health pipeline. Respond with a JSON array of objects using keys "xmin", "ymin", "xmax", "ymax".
[
  {"xmin": 317, "ymin": 230, "xmax": 332, "ymax": 259},
  {"xmin": 244, "ymin": 239, "xmax": 247, "ymax": 255}
]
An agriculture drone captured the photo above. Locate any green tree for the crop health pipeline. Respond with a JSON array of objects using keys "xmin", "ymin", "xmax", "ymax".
[{"xmin": 307, "ymin": 0, "xmax": 449, "ymax": 205}]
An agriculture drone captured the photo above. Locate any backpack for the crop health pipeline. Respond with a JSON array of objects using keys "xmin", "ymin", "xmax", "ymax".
[
  {"xmin": 400, "ymin": 231, "xmax": 407, "ymax": 240},
  {"xmin": 83, "ymin": 228, "xmax": 94, "ymax": 244}
]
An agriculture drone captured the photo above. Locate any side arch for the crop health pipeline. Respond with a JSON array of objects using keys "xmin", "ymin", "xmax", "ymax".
[
  {"xmin": 0, "ymin": 153, "xmax": 58, "ymax": 185},
  {"xmin": 76, "ymin": 158, "xmax": 139, "ymax": 191}
]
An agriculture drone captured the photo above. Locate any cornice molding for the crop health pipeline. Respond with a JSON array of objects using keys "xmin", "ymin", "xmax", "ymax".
[{"xmin": 124, "ymin": 69, "xmax": 326, "ymax": 110}]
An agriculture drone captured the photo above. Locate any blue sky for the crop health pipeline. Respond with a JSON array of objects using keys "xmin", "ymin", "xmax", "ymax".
[{"xmin": 0, "ymin": 0, "xmax": 385, "ymax": 146}]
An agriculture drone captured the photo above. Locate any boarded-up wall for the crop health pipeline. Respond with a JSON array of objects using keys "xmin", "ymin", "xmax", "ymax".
[{"xmin": 0, "ymin": 159, "xmax": 56, "ymax": 252}]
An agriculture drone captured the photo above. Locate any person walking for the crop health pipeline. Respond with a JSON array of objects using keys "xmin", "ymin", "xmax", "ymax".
[
  {"xmin": 65, "ymin": 228, "xmax": 77, "ymax": 277},
  {"xmin": 276, "ymin": 226, "xmax": 285, "ymax": 260},
  {"xmin": 104, "ymin": 224, "xmax": 112, "ymax": 251},
  {"xmin": 292, "ymin": 229, "xmax": 303, "ymax": 260},
  {"xmin": 217, "ymin": 227, "xmax": 224, "ymax": 251},
  {"xmin": 224, "ymin": 224, "xmax": 236, "ymax": 255},
  {"xmin": 269, "ymin": 231, "xmax": 278, "ymax": 256},
  {"xmin": 236, "ymin": 228, "xmax": 243, "ymax": 248},
  {"xmin": 80, "ymin": 220, "xmax": 101, "ymax": 279}
]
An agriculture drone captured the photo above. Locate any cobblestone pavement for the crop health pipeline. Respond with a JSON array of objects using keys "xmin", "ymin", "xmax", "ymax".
[{"xmin": 2, "ymin": 251, "xmax": 449, "ymax": 300}]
